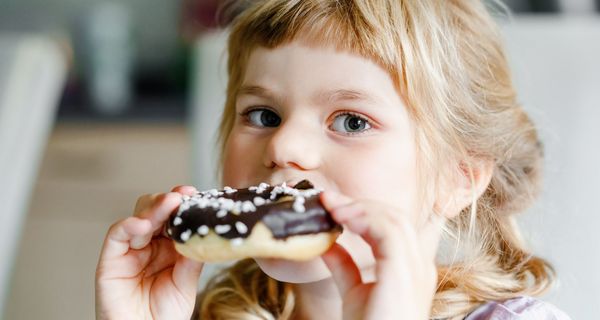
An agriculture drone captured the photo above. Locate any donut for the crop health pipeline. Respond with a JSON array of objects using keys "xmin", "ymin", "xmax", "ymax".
[{"xmin": 166, "ymin": 180, "xmax": 342, "ymax": 262}]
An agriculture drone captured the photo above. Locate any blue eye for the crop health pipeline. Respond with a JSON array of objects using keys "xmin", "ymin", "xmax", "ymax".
[
  {"xmin": 244, "ymin": 108, "xmax": 281, "ymax": 127},
  {"xmin": 331, "ymin": 113, "xmax": 371, "ymax": 134}
]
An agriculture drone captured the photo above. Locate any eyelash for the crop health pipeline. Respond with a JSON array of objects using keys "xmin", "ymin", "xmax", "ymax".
[
  {"xmin": 331, "ymin": 110, "xmax": 373, "ymax": 136},
  {"xmin": 238, "ymin": 107, "xmax": 374, "ymax": 136}
]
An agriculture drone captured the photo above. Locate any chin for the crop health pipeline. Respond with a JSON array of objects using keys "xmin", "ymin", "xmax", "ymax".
[
  {"xmin": 254, "ymin": 230, "xmax": 376, "ymax": 284},
  {"xmin": 254, "ymin": 256, "xmax": 332, "ymax": 283}
]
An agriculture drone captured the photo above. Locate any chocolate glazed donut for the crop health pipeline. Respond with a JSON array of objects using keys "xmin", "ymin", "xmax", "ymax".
[{"xmin": 166, "ymin": 180, "xmax": 343, "ymax": 262}]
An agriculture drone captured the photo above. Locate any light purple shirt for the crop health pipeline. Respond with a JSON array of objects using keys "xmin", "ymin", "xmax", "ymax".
[{"xmin": 464, "ymin": 296, "xmax": 571, "ymax": 320}]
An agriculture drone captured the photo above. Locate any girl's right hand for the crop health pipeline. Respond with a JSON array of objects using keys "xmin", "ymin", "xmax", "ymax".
[{"xmin": 95, "ymin": 186, "xmax": 204, "ymax": 320}]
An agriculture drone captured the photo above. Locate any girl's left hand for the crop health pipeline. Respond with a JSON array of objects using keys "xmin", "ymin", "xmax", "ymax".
[{"xmin": 320, "ymin": 191, "xmax": 438, "ymax": 320}]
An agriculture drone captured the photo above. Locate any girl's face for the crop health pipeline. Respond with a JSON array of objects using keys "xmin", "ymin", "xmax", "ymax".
[{"xmin": 222, "ymin": 41, "xmax": 419, "ymax": 283}]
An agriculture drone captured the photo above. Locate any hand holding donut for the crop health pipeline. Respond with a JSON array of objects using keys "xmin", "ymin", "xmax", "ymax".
[
  {"xmin": 320, "ymin": 191, "xmax": 438, "ymax": 320},
  {"xmin": 95, "ymin": 186, "xmax": 203, "ymax": 320}
]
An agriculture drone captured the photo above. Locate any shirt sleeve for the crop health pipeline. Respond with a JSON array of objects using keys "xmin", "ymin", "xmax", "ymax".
[{"xmin": 464, "ymin": 296, "xmax": 572, "ymax": 320}]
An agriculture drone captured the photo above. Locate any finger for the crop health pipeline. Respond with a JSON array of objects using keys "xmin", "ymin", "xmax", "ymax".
[
  {"xmin": 171, "ymin": 185, "xmax": 198, "ymax": 196},
  {"xmin": 131, "ymin": 193, "xmax": 161, "ymax": 247},
  {"xmin": 138, "ymin": 238, "xmax": 180, "ymax": 277},
  {"xmin": 100, "ymin": 217, "xmax": 153, "ymax": 260},
  {"xmin": 131, "ymin": 192, "xmax": 182, "ymax": 248},
  {"xmin": 321, "ymin": 243, "xmax": 362, "ymax": 298},
  {"xmin": 320, "ymin": 190, "xmax": 355, "ymax": 212},
  {"xmin": 157, "ymin": 186, "xmax": 197, "ymax": 238},
  {"xmin": 323, "ymin": 192, "xmax": 411, "ymax": 261},
  {"xmin": 329, "ymin": 201, "xmax": 366, "ymax": 223},
  {"xmin": 334, "ymin": 205, "xmax": 402, "ymax": 261},
  {"xmin": 172, "ymin": 255, "xmax": 204, "ymax": 297},
  {"xmin": 134, "ymin": 193, "xmax": 159, "ymax": 216}
]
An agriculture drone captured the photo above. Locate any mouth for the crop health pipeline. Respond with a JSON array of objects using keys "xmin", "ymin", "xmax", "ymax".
[
  {"xmin": 284, "ymin": 179, "xmax": 303, "ymax": 187},
  {"xmin": 266, "ymin": 178, "xmax": 319, "ymax": 189},
  {"xmin": 266, "ymin": 178, "xmax": 302, "ymax": 187}
]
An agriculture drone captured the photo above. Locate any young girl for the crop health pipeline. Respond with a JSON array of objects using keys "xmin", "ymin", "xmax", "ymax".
[{"xmin": 95, "ymin": 0, "xmax": 571, "ymax": 319}]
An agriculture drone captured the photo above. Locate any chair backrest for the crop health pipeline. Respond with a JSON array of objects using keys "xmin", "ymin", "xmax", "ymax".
[
  {"xmin": 188, "ymin": 30, "xmax": 234, "ymax": 288},
  {"xmin": 189, "ymin": 30, "xmax": 229, "ymax": 192},
  {"xmin": 0, "ymin": 34, "xmax": 66, "ymax": 316}
]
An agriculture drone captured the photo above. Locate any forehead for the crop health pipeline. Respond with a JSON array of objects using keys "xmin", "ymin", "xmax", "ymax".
[
  {"xmin": 241, "ymin": 42, "xmax": 400, "ymax": 106},
  {"xmin": 244, "ymin": 42, "xmax": 386, "ymax": 80}
]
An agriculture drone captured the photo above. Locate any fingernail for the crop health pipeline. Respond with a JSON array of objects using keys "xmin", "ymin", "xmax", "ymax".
[{"xmin": 130, "ymin": 236, "xmax": 148, "ymax": 249}]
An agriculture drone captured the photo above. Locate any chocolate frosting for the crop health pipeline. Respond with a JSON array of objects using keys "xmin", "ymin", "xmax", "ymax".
[{"xmin": 167, "ymin": 180, "xmax": 342, "ymax": 244}]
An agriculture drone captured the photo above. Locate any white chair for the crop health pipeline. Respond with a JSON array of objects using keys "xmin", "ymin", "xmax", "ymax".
[
  {"xmin": 0, "ymin": 34, "xmax": 67, "ymax": 316},
  {"xmin": 188, "ymin": 30, "xmax": 234, "ymax": 289}
]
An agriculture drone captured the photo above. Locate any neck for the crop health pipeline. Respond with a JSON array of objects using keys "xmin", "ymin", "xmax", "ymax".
[{"xmin": 293, "ymin": 277, "xmax": 342, "ymax": 320}]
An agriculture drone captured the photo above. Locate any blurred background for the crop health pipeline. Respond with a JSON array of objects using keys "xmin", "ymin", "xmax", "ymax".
[{"xmin": 0, "ymin": 0, "xmax": 599, "ymax": 319}]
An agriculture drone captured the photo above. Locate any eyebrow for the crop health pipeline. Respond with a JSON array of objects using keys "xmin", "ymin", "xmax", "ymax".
[{"xmin": 237, "ymin": 84, "xmax": 379, "ymax": 106}]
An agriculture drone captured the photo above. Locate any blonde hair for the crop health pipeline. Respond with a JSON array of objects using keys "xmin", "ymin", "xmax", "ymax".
[{"xmin": 196, "ymin": 0, "xmax": 555, "ymax": 319}]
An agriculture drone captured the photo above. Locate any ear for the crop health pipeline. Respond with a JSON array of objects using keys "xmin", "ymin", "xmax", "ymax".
[{"xmin": 435, "ymin": 158, "xmax": 495, "ymax": 219}]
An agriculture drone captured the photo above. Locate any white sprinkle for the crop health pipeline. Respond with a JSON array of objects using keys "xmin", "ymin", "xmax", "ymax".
[
  {"xmin": 182, "ymin": 195, "xmax": 191, "ymax": 201},
  {"xmin": 197, "ymin": 225, "xmax": 209, "ymax": 236},
  {"xmin": 215, "ymin": 224, "xmax": 232, "ymax": 234},
  {"xmin": 293, "ymin": 202, "xmax": 306, "ymax": 213},
  {"xmin": 195, "ymin": 198, "xmax": 209, "ymax": 208},
  {"xmin": 235, "ymin": 221, "xmax": 248, "ymax": 234},
  {"xmin": 253, "ymin": 196, "xmax": 266, "ymax": 206},
  {"xmin": 241, "ymin": 200, "xmax": 256, "ymax": 212},
  {"xmin": 249, "ymin": 186, "xmax": 258, "ymax": 191},
  {"xmin": 221, "ymin": 199, "xmax": 235, "ymax": 210},
  {"xmin": 231, "ymin": 202, "xmax": 241, "ymax": 215},
  {"xmin": 178, "ymin": 203, "xmax": 190, "ymax": 214},
  {"xmin": 223, "ymin": 186, "xmax": 237, "ymax": 194},
  {"xmin": 173, "ymin": 216, "xmax": 182, "ymax": 226},
  {"xmin": 167, "ymin": 228, "xmax": 173, "ymax": 235},
  {"xmin": 216, "ymin": 209, "xmax": 228, "ymax": 218},
  {"xmin": 207, "ymin": 189, "xmax": 219, "ymax": 196},
  {"xmin": 180, "ymin": 229, "xmax": 192, "ymax": 241},
  {"xmin": 270, "ymin": 186, "xmax": 283, "ymax": 200},
  {"xmin": 259, "ymin": 182, "xmax": 270, "ymax": 189},
  {"xmin": 231, "ymin": 238, "xmax": 244, "ymax": 246}
]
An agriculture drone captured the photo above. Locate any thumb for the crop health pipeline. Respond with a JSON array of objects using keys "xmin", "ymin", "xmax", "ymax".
[{"xmin": 322, "ymin": 242, "xmax": 362, "ymax": 298}]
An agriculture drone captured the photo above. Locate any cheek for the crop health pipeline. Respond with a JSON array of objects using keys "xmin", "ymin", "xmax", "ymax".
[
  {"xmin": 331, "ymin": 137, "xmax": 418, "ymax": 213},
  {"xmin": 222, "ymin": 132, "xmax": 264, "ymax": 187}
]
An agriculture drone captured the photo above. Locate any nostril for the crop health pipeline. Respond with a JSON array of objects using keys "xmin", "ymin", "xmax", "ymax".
[{"xmin": 287, "ymin": 162, "xmax": 304, "ymax": 170}]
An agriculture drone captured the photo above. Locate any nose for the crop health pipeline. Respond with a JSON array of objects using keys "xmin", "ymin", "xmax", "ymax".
[{"xmin": 262, "ymin": 117, "xmax": 321, "ymax": 170}]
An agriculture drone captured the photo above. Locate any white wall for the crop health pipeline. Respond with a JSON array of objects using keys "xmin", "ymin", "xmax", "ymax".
[{"xmin": 502, "ymin": 16, "xmax": 600, "ymax": 318}]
